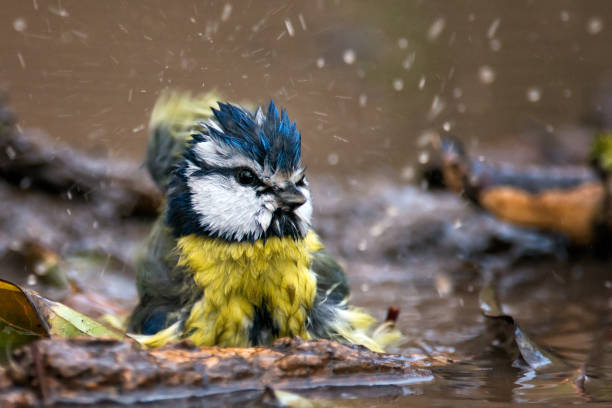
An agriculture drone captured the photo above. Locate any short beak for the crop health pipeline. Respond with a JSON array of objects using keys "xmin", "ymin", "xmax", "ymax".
[{"xmin": 276, "ymin": 185, "xmax": 306, "ymax": 210}]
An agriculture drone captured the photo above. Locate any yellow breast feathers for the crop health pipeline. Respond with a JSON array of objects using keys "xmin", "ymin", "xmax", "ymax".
[{"xmin": 176, "ymin": 230, "xmax": 323, "ymax": 347}]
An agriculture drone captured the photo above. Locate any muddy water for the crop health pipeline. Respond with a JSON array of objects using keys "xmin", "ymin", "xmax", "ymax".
[
  {"xmin": 1, "ymin": 1, "xmax": 612, "ymax": 406},
  {"xmin": 311, "ymin": 181, "xmax": 611, "ymax": 406}
]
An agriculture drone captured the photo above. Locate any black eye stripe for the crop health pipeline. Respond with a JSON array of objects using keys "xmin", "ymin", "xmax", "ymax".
[
  {"xmin": 190, "ymin": 164, "xmax": 260, "ymax": 181},
  {"xmin": 189, "ymin": 164, "xmax": 307, "ymax": 193},
  {"xmin": 205, "ymin": 166, "xmax": 262, "ymax": 187}
]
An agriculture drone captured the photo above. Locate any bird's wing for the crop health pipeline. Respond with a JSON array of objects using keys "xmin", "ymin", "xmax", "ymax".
[
  {"xmin": 311, "ymin": 249, "xmax": 350, "ymax": 305},
  {"xmin": 127, "ymin": 217, "xmax": 199, "ymax": 334}
]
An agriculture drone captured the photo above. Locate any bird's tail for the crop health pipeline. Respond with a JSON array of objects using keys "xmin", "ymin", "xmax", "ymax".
[
  {"xmin": 146, "ymin": 90, "xmax": 222, "ymax": 191},
  {"xmin": 129, "ymin": 321, "xmax": 182, "ymax": 348}
]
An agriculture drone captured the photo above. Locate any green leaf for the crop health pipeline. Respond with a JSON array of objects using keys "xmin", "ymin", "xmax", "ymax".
[
  {"xmin": 0, "ymin": 279, "xmax": 124, "ymax": 362},
  {"xmin": 25, "ymin": 291, "xmax": 125, "ymax": 340}
]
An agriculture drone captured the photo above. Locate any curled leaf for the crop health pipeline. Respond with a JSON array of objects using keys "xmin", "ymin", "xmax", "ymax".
[
  {"xmin": 0, "ymin": 279, "xmax": 124, "ymax": 362},
  {"xmin": 478, "ymin": 282, "xmax": 566, "ymax": 371},
  {"xmin": 0, "ymin": 280, "xmax": 48, "ymax": 362}
]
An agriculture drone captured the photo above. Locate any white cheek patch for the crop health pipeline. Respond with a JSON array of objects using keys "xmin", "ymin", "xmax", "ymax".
[
  {"xmin": 188, "ymin": 174, "xmax": 268, "ymax": 240},
  {"xmin": 295, "ymin": 187, "xmax": 313, "ymax": 229},
  {"xmin": 187, "ymin": 162, "xmax": 314, "ymax": 240}
]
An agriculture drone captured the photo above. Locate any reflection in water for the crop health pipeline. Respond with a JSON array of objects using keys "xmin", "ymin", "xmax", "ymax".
[{"xmin": 1, "ymin": 0, "xmax": 612, "ymax": 405}]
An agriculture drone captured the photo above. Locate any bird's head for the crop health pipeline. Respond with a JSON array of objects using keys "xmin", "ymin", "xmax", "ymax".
[{"xmin": 166, "ymin": 100, "xmax": 312, "ymax": 242}]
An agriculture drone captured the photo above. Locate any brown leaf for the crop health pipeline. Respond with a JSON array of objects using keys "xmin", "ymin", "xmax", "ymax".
[{"xmin": 0, "ymin": 279, "xmax": 48, "ymax": 337}]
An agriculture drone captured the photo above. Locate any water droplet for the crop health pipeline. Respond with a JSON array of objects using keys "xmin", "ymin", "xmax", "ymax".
[
  {"xmin": 453, "ymin": 88, "xmax": 463, "ymax": 98},
  {"xmin": 358, "ymin": 240, "xmax": 368, "ymax": 252},
  {"xmin": 298, "ymin": 14, "xmax": 307, "ymax": 31},
  {"xmin": 417, "ymin": 130, "xmax": 439, "ymax": 147},
  {"xmin": 418, "ymin": 76, "xmax": 426, "ymax": 90},
  {"xmin": 435, "ymin": 273, "xmax": 453, "ymax": 297},
  {"xmin": 401, "ymin": 166, "xmax": 415, "ymax": 180},
  {"xmin": 48, "ymin": 6, "xmax": 69, "ymax": 17},
  {"xmin": 34, "ymin": 262, "xmax": 46, "ymax": 276},
  {"xmin": 284, "ymin": 18, "xmax": 295, "ymax": 37},
  {"xmin": 560, "ymin": 10, "xmax": 570, "ymax": 22},
  {"xmin": 587, "ymin": 17, "xmax": 603, "ymax": 35},
  {"xmin": 393, "ymin": 78, "xmax": 404, "ymax": 91},
  {"xmin": 487, "ymin": 18, "xmax": 500, "ymax": 38},
  {"xmin": 428, "ymin": 96, "xmax": 445, "ymax": 120},
  {"xmin": 221, "ymin": 3, "xmax": 232, "ymax": 22},
  {"xmin": 16, "ymin": 52, "xmax": 29, "ymax": 70},
  {"xmin": 316, "ymin": 57, "xmax": 325, "ymax": 68},
  {"xmin": 418, "ymin": 151, "xmax": 430, "ymax": 164},
  {"xmin": 526, "ymin": 87, "xmax": 542, "ymax": 102},
  {"xmin": 563, "ymin": 88, "xmax": 572, "ymax": 98},
  {"xmin": 478, "ymin": 65, "xmax": 495, "ymax": 84},
  {"xmin": 489, "ymin": 38, "xmax": 502, "ymax": 51},
  {"xmin": 358, "ymin": 93, "xmax": 367, "ymax": 107},
  {"xmin": 386, "ymin": 206, "xmax": 398, "ymax": 218},
  {"xmin": 428, "ymin": 17, "xmax": 446, "ymax": 41},
  {"xmin": 402, "ymin": 52, "xmax": 416, "ymax": 70},
  {"xmin": 443, "ymin": 122, "xmax": 451, "ymax": 132},
  {"xmin": 328, "ymin": 153, "xmax": 339, "ymax": 165},
  {"xmin": 342, "ymin": 49, "xmax": 356, "ymax": 65},
  {"xmin": 397, "ymin": 37, "xmax": 408, "ymax": 49},
  {"xmin": 13, "ymin": 18, "xmax": 27, "ymax": 32},
  {"xmin": 27, "ymin": 274, "xmax": 37, "ymax": 286}
]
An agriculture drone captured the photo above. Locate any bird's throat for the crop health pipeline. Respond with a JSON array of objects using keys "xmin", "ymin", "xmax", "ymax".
[{"xmin": 176, "ymin": 230, "xmax": 322, "ymax": 347}]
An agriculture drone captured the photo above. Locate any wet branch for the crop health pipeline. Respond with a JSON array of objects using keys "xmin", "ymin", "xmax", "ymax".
[{"xmin": 0, "ymin": 337, "xmax": 431, "ymax": 406}]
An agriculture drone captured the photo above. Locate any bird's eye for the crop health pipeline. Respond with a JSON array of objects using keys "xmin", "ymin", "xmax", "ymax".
[
  {"xmin": 236, "ymin": 169, "xmax": 257, "ymax": 186},
  {"xmin": 296, "ymin": 176, "xmax": 306, "ymax": 186}
]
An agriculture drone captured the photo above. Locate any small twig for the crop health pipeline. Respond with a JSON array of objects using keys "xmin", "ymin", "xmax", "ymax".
[
  {"xmin": 31, "ymin": 342, "xmax": 50, "ymax": 406},
  {"xmin": 385, "ymin": 306, "xmax": 400, "ymax": 324}
]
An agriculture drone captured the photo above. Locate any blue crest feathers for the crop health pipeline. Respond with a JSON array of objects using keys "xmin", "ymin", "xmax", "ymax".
[{"xmin": 198, "ymin": 100, "xmax": 301, "ymax": 172}]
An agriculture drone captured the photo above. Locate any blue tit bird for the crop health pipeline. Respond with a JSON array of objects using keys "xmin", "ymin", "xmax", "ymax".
[{"xmin": 128, "ymin": 91, "xmax": 401, "ymax": 352}]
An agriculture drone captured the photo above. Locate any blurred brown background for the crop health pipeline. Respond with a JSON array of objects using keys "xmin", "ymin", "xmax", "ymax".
[{"xmin": 1, "ymin": 0, "xmax": 611, "ymax": 175}]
